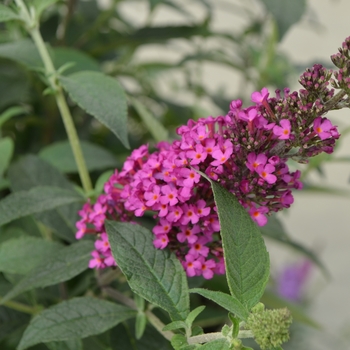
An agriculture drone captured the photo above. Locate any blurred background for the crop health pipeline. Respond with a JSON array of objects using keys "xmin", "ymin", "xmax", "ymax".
[{"xmin": 1, "ymin": 0, "xmax": 350, "ymax": 348}]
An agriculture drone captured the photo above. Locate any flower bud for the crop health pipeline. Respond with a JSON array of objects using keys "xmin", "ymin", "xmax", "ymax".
[{"xmin": 246, "ymin": 307, "xmax": 292, "ymax": 350}]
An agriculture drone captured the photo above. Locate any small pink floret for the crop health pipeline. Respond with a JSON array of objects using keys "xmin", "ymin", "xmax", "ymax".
[
  {"xmin": 273, "ymin": 119, "xmax": 291, "ymax": 140},
  {"xmin": 256, "ymin": 164, "xmax": 277, "ymax": 184},
  {"xmin": 249, "ymin": 206, "xmax": 268, "ymax": 226},
  {"xmin": 313, "ymin": 117, "xmax": 333, "ymax": 140},
  {"xmin": 251, "ymin": 87, "xmax": 269, "ymax": 104}
]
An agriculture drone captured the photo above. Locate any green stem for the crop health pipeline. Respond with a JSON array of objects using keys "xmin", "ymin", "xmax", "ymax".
[
  {"xmin": 15, "ymin": 0, "xmax": 93, "ymax": 194},
  {"xmin": 0, "ymin": 297, "xmax": 42, "ymax": 315},
  {"xmin": 187, "ymin": 329, "xmax": 254, "ymax": 345},
  {"xmin": 187, "ymin": 332, "xmax": 224, "ymax": 345},
  {"xmin": 54, "ymin": 90, "xmax": 93, "ymax": 192},
  {"xmin": 102, "ymin": 286, "xmax": 174, "ymax": 341},
  {"xmin": 145, "ymin": 309, "xmax": 174, "ymax": 341},
  {"xmin": 102, "ymin": 287, "xmax": 137, "ymax": 310},
  {"xmin": 238, "ymin": 330, "xmax": 254, "ymax": 338}
]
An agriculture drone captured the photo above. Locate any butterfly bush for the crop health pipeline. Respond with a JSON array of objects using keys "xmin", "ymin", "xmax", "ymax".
[{"xmin": 76, "ymin": 51, "xmax": 349, "ymax": 278}]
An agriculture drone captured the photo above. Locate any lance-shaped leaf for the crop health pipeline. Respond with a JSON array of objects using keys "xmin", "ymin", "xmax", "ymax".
[
  {"xmin": 8, "ymin": 155, "xmax": 74, "ymax": 192},
  {"xmin": 0, "ymin": 236, "xmax": 63, "ymax": 275},
  {"xmin": 17, "ymin": 297, "xmax": 137, "ymax": 350},
  {"xmin": 202, "ymin": 174, "xmax": 270, "ymax": 310},
  {"xmin": 0, "ymin": 240, "xmax": 93, "ymax": 303},
  {"xmin": 106, "ymin": 221, "xmax": 190, "ymax": 321},
  {"xmin": 39, "ymin": 140, "xmax": 118, "ymax": 173},
  {"xmin": 52, "ymin": 47, "xmax": 100, "ymax": 76},
  {"xmin": 8, "ymin": 155, "xmax": 83, "ymax": 242},
  {"xmin": 190, "ymin": 288, "xmax": 249, "ymax": 321},
  {"xmin": 0, "ymin": 106, "xmax": 28, "ymax": 128},
  {"xmin": 0, "ymin": 39, "xmax": 42, "ymax": 69},
  {"xmin": 60, "ymin": 71, "xmax": 129, "ymax": 148},
  {"xmin": 0, "ymin": 186, "xmax": 83, "ymax": 227}
]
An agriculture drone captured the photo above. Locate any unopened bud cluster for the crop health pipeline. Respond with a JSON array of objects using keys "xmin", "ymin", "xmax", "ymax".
[{"xmin": 246, "ymin": 304, "xmax": 292, "ymax": 349}]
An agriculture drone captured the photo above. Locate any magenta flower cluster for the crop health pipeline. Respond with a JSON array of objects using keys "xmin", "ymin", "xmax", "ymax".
[{"xmin": 76, "ymin": 64, "xmax": 341, "ymax": 279}]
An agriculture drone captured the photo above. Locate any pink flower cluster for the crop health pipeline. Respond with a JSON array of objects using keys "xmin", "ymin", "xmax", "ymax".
[{"xmin": 76, "ymin": 78, "xmax": 340, "ymax": 279}]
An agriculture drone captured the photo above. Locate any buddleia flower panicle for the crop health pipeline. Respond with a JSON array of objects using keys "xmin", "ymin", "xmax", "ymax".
[{"xmin": 76, "ymin": 38, "xmax": 350, "ymax": 278}]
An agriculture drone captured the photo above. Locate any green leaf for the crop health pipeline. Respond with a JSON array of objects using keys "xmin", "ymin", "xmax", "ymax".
[
  {"xmin": 60, "ymin": 71, "xmax": 129, "ymax": 148},
  {"xmin": 0, "ymin": 240, "xmax": 93, "ymax": 303},
  {"xmin": 190, "ymin": 288, "xmax": 249, "ymax": 321},
  {"xmin": 8, "ymin": 155, "xmax": 82, "ymax": 242},
  {"xmin": 200, "ymin": 339, "xmax": 230, "ymax": 350},
  {"xmin": 45, "ymin": 338, "xmax": 83, "ymax": 350},
  {"xmin": 261, "ymin": 0, "xmax": 306, "ymax": 40},
  {"xmin": 94, "ymin": 170, "xmax": 113, "ymax": 195},
  {"xmin": 0, "ymin": 186, "xmax": 83, "ymax": 227},
  {"xmin": 0, "ymin": 39, "xmax": 42, "ymax": 69},
  {"xmin": 131, "ymin": 97, "xmax": 169, "ymax": 142},
  {"xmin": 162, "ymin": 320, "xmax": 187, "ymax": 332},
  {"xmin": 170, "ymin": 334, "xmax": 188, "ymax": 349},
  {"xmin": 203, "ymin": 174, "xmax": 270, "ymax": 310},
  {"xmin": 178, "ymin": 346, "xmax": 197, "ymax": 350},
  {"xmin": 8, "ymin": 155, "xmax": 74, "ymax": 192},
  {"xmin": 0, "ymin": 226, "xmax": 26, "ymax": 244},
  {"xmin": 17, "ymin": 297, "xmax": 137, "ymax": 350},
  {"xmin": 0, "ymin": 4, "xmax": 20, "ymax": 23},
  {"xmin": 111, "ymin": 320, "xmax": 172, "ymax": 350},
  {"xmin": 185, "ymin": 306, "xmax": 206, "ymax": 328},
  {"xmin": 0, "ymin": 106, "xmax": 28, "ymax": 128},
  {"xmin": 52, "ymin": 47, "xmax": 100, "ymax": 76},
  {"xmin": 4, "ymin": 216, "xmax": 42, "ymax": 239},
  {"xmin": 0, "ymin": 236, "xmax": 63, "ymax": 275},
  {"xmin": 0, "ymin": 137, "xmax": 14, "ymax": 178},
  {"xmin": 39, "ymin": 140, "xmax": 118, "ymax": 173},
  {"xmin": 135, "ymin": 312, "xmax": 147, "ymax": 340},
  {"xmin": 106, "ymin": 221, "xmax": 190, "ymax": 321},
  {"xmin": 0, "ymin": 62, "xmax": 30, "ymax": 110}
]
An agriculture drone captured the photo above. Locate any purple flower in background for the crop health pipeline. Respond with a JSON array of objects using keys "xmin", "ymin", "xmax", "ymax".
[{"xmin": 276, "ymin": 260, "xmax": 312, "ymax": 302}]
